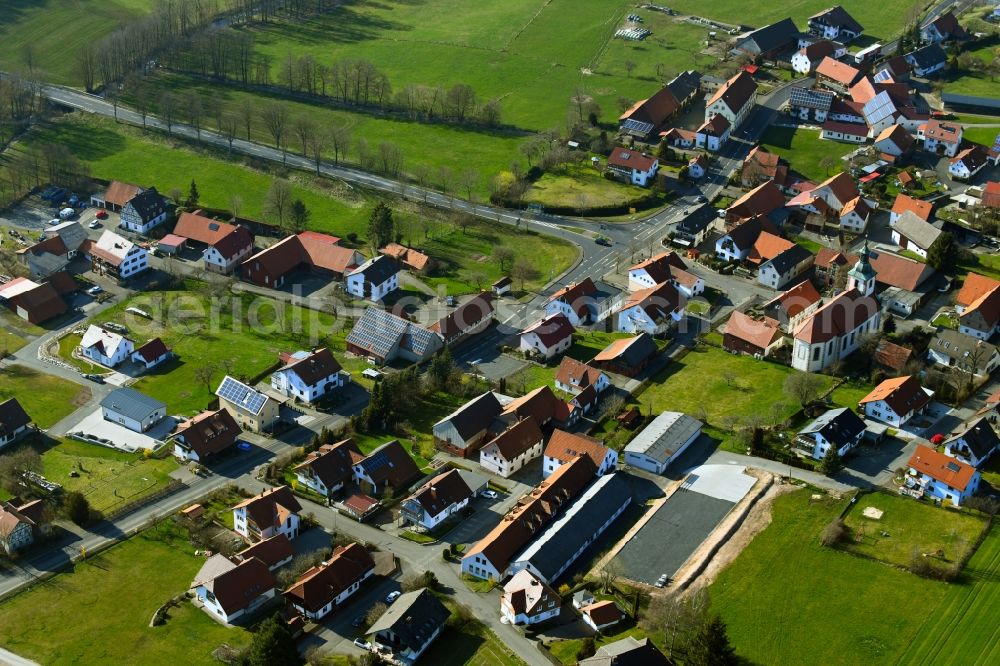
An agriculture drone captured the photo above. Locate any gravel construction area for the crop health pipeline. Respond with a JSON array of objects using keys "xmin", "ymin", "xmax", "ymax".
[{"xmin": 613, "ymin": 488, "xmax": 735, "ymax": 585}]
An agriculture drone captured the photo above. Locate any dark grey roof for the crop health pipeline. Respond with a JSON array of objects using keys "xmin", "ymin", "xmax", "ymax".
[
  {"xmin": 952, "ymin": 417, "xmax": 1000, "ymax": 460},
  {"xmin": 0, "ymin": 398, "xmax": 31, "ymax": 438},
  {"xmin": 351, "ymin": 255, "xmax": 398, "ymax": 286},
  {"xmin": 799, "ymin": 407, "xmax": 866, "ymax": 447},
  {"xmin": 100, "ymin": 387, "xmax": 166, "ymax": 421},
  {"xmin": 367, "ymin": 588, "xmax": 450, "ymax": 652},
  {"xmin": 124, "ymin": 187, "xmax": 167, "ymax": 223},
  {"xmin": 809, "ymin": 6, "xmax": 863, "ymax": 33},
  {"xmin": 437, "ymin": 392, "xmax": 504, "ymax": 444},
  {"xmin": 929, "ymin": 329, "xmax": 998, "ymax": 365},
  {"xmin": 678, "ymin": 215, "xmax": 712, "ymax": 235},
  {"xmin": 346, "ymin": 307, "xmax": 440, "ymax": 360},
  {"xmin": 764, "ymin": 244, "xmax": 812, "ymax": 275},
  {"xmin": 580, "ymin": 636, "xmax": 672, "ymax": 666},
  {"xmin": 666, "ymin": 70, "xmax": 703, "ymax": 102},
  {"xmin": 906, "ymin": 44, "xmax": 946, "ymax": 70},
  {"xmin": 624, "ymin": 412, "xmax": 702, "ymax": 463},
  {"xmin": 512, "ymin": 473, "xmax": 632, "ymax": 582},
  {"xmin": 737, "ymin": 18, "xmax": 800, "ymax": 54}
]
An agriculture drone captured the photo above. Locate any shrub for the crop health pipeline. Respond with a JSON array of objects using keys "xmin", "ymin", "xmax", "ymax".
[
  {"xmin": 820, "ymin": 518, "xmax": 849, "ymax": 547},
  {"xmin": 576, "ymin": 637, "xmax": 597, "ymax": 661}
]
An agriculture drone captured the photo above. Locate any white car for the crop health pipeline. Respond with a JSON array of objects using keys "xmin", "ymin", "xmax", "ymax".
[
  {"xmin": 87, "ymin": 285, "xmax": 102, "ymax": 295},
  {"xmin": 482, "ymin": 490, "xmax": 499, "ymax": 500},
  {"xmin": 385, "ymin": 590, "xmax": 401, "ymax": 604},
  {"xmin": 88, "ymin": 220, "xmax": 101, "ymax": 229},
  {"xmin": 353, "ymin": 638, "xmax": 371, "ymax": 650}
]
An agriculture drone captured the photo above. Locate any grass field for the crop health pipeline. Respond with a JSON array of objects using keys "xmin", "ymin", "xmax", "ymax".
[
  {"xmin": 630, "ymin": 345, "xmax": 839, "ymax": 449},
  {"xmin": 759, "ymin": 126, "xmax": 856, "ymax": 183},
  {"xmin": 896, "ymin": 523, "xmax": 1000, "ymax": 666},
  {"xmin": 958, "ymin": 252, "xmax": 1000, "ymax": 282},
  {"xmin": 23, "ymin": 116, "xmax": 575, "ymax": 295},
  {"xmin": 33, "ymin": 439, "xmax": 179, "ymax": 514},
  {"xmin": 0, "ymin": 365, "xmax": 89, "ymax": 429},
  {"xmin": 524, "ymin": 163, "xmax": 658, "ymax": 210},
  {"xmin": 945, "ymin": 42, "xmax": 1000, "ymax": 99},
  {"xmin": 506, "ymin": 330, "xmax": 638, "ymax": 390},
  {"xmin": 0, "ymin": 519, "xmax": 252, "ymax": 665},
  {"xmin": 661, "ymin": 0, "xmax": 923, "ymax": 40},
  {"xmin": 0, "ymin": 0, "xmax": 157, "ymax": 83},
  {"xmin": 840, "ymin": 491, "xmax": 987, "ymax": 568},
  {"xmin": 711, "ymin": 490, "xmax": 951, "ymax": 665},
  {"xmin": 59, "ymin": 289, "xmax": 345, "ymax": 415},
  {"xmin": 420, "ymin": 622, "xmax": 526, "ymax": 666}
]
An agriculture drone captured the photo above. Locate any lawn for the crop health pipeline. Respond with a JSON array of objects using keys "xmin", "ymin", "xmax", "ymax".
[
  {"xmin": 420, "ymin": 621, "xmax": 526, "ymax": 666},
  {"xmin": 962, "ymin": 124, "xmax": 1000, "ymax": 148},
  {"xmin": 945, "ymin": 42, "xmax": 1000, "ymax": 99},
  {"xmin": 0, "ymin": 310, "xmax": 44, "ymax": 354},
  {"xmin": 839, "ymin": 491, "xmax": 987, "ymax": 568},
  {"xmin": 759, "ymin": 126, "xmax": 856, "ymax": 183},
  {"xmin": 524, "ymin": 163, "xmax": 658, "ymax": 211},
  {"xmin": 827, "ymin": 380, "xmax": 876, "ymax": 411},
  {"xmin": 895, "ymin": 522, "xmax": 1000, "ymax": 666},
  {"xmin": 661, "ymin": 0, "xmax": 922, "ymax": 40},
  {"xmin": 711, "ymin": 490, "xmax": 951, "ymax": 665},
  {"xmin": 506, "ymin": 330, "xmax": 639, "ymax": 390},
  {"xmin": 631, "ymin": 345, "xmax": 838, "ymax": 449},
  {"xmin": 0, "ymin": 519, "xmax": 252, "ymax": 665},
  {"xmin": 32, "ymin": 438, "xmax": 179, "ymax": 514},
  {"xmin": 59, "ymin": 288, "xmax": 348, "ymax": 415},
  {"xmin": 0, "ymin": 0, "xmax": 157, "ymax": 83},
  {"xmin": 958, "ymin": 252, "xmax": 1000, "ymax": 282},
  {"xmin": 548, "ymin": 622, "xmax": 651, "ymax": 665},
  {"xmin": 794, "ymin": 236, "xmax": 826, "ymax": 254},
  {"xmin": 932, "ymin": 313, "xmax": 958, "ymax": 329},
  {"xmin": 0, "ymin": 327, "xmax": 28, "ymax": 355},
  {"xmin": 0, "ymin": 365, "xmax": 89, "ymax": 429}
]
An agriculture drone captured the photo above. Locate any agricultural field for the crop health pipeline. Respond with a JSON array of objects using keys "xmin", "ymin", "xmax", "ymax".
[
  {"xmin": 33, "ymin": 438, "xmax": 179, "ymax": 514},
  {"xmin": 840, "ymin": 491, "xmax": 987, "ymax": 568},
  {"xmin": 0, "ymin": 365, "xmax": 90, "ymax": 429},
  {"xmin": 0, "ymin": 0, "xmax": 157, "ymax": 83},
  {"xmin": 661, "ymin": 0, "xmax": 923, "ymax": 40},
  {"xmin": 894, "ymin": 523, "xmax": 1000, "ymax": 665},
  {"xmin": 523, "ymin": 163, "xmax": 661, "ymax": 211},
  {"xmin": 0, "ymin": 310, "xmax": 44, "ymax": 354},
  {"xmin": 711, "ymin": 490, "xmax": 952, "ymax": 665},
  {"xmin": 59, "ymin": 288, "xmax": 346, "ymax": 415},
  {"xmin": 759, "ymin": 126, "xmax": 857, "ymax": 183},
  {"xmin": 0, "ymin": 519, "xmax": 252, "ymax": 665}
]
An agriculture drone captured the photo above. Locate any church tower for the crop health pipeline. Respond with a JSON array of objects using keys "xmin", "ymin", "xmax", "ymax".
[{"xmin": 847, "ymin": 239, "xmax": 876, "ymax": 297}]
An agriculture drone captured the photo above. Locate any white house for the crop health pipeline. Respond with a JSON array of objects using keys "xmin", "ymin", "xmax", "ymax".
[
  {"xmin": 944, "ymin": 418, "xmax": 999, "ymax": 468},
  {"xmin": 346, "ymin": 255, "xmax": 399, "ymax": 302},
  {"xmin": 704, "ymin": 71, "xmax": 757, "ymax": 131},
  {"xmin": 921, "ymin": 119, "xmax": 963, "ymax": 157},
  {"xmin": 927, "ymin": 330, "xmax": 1000, "ymax": 376},
  {"xmin": 606, "ymin": 147, "xmax": 659, "ymax": 186},
  {"xmin": 270, "ymin": 348, "xmax": 346, "ymax": 404},
  {"xmin": 520, "ymin": 314, "xmax": 575, "ymax": 360},
  {"xmin": 581, "ymin": 600, "xmax": 625, "ymax": 633},
  {"xmin": 542, "ymin": 430, "xmax": 617, "ymax": 478},
  {"xmin": 501, "ymin": 570, "xmax": 561, "ymax": 626},
  {"xmin": 400, "ymin": 469, "xmax": 473, "ymax": 530},
  {"xmin": 90, "ymin": 229, "xmax": 149, "ymax": 279},
  {"xmin": 119, "ymin": 188, "xmax": 168, "ymax": 234},
  {"xmin": 758, "ymin": 245, "xmax": 814, "ymax": 291},
  {"xmin": 131, "ymin": 338, "xmax": 171, "ymax": 371},
  {"xmin": 890, "ymin": 193, "xmax": 933, "ymax": 226},
  {"xmin": 839, "ymin": 197, "xmax": 873, "ymax": 234},
  {"xmin": 906, "ymin": 444, "xmax": 980, "ymax": 506},
  {"xmin": 366, "ymin": 589, "xmax": 450, "ymax": 663},
  {"xmin": 623, "ymin": 411, "xmax": 702, "ymax": 474},
  {"xmin": 859, "ymin": 375, "xmax": 933, "ymax": 426},
  {"xmin": 891, "ymin": 211, "xmax": 942, "ymax": 259},
  {"xmin": 172, "ymin": 409, "xmax": 241, "ymax": 462},
  {"xmin": 920, "ymin": 10, "xmax": 967, "ymax": 43},
  {"xmin": 79, "ymin": 325, "xmax": 134, "ymax": 368},
  {"xmin": 808, "ymin": 6, "xmax": 864, "ymax": 41},
  {"xmin": 554, "ymin": 357, "xmax": 610, "ymax": 395},
  {"xmin": 192, "ymin": 556, "xmax": 276, "ymax": 624},
  {"xmin": 0, "ymin": 500, "xmax": 42, "ymax": 555},
  {"xmin": 688, "ymin": 155, "xmax": 708, "ymax": 180},
  {"xmin": 615, "ymin": 282, "xmax": 684, "ymax": 336},
  {"xmin": 796, "ymin": 407, "xmax": 867, "ymax": 460},
  {"xmin": 232, "ymin": 486, "xmax": 302, "ymax": 543},
  {"xmin": 696, "ymin": 114, "xmax": 731, "ymax": 152},
  {"xmin": 792, "ymin": 40, "xmax": 836, "ymax": 74},
  {"xmin": 949, "ymin": 145, "xmax": 990, "ymax": 181},
  {"xmin": 479, "ymin": 418, "xmax": 544, "ymax": 478},
  {"xmin": 292, "ymin": 439, "xmax": 362, "ymax": 497},
  {"xmin": 203, "ymin": 227, "xmax": 254, "ymax": 274},
  {"xmin": 283, "ymin": 543, "xmax": 376, "ymax": 620},
  {"xmin": 100, "ymin": 387, "xmax": 166, "ymax": 433},
  {"xmin": 629, "ymin": 252, "xmax": 703, "ymax": 296},
  {"xmin": 0, "ymin": 399, "xmax": 32, "ymax": 450}
]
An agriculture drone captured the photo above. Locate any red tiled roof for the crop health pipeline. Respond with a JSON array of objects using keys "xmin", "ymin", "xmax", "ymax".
[
  {"xmin": 706, "ymin": 71, "xmax": 757, "ymax": 114},
  {"xmin": 483, "ymin": 418, "xmax": 544, "ymax": 461},
  {"xmin": 176, "ymin": 408, "xmax": 241, "ymax": 458},
  {"xmin": 101, "ymin": 181, "xmax": 142, "ymax": 208},
  {"xmin": 204, "ymin": 557, "xmax": 276, "ymax": 616},
  {"xmin": 983, "ymin": 181, "xmax": 1000, "ymax": 209},
  {"xmin": 748, "ymin": 231, "xmax": 795, "ymax": 265},
  {"xmin": 822, "ymin": 120, "xmax": 868, "ymax": 137},
  {"xmin": 134, "ymin": 337, "xmax": 169, "ymax": 363},
  {"xmin": 764, "ymin": 280, "xmax": 821, "ymax": 317},
  {"xmin": 544, "ymin": 429, "xmax": 610, "ymax": 470},
  {"xmin": 697, "ymin": 114, "xmax": 730, "ymax": 136},
  {"xmin": 859, "ymin": 375, "xmax": 931, "ymax": 415},
  {"xmin": 924, "ymin": 119, "xmax": 961, "ymax": 143},
  {"xmin": 956, "ymin": 273, "xmax": 1000, "ymax": 309},
  {"xmin": 213, "ymin": 227, "xmax": 253, "ymax": 261},
  {"xmin": 620, "ymin": 86, "xmax": 680, "ymax": 126},
  {"xmin": 582, "ymin": 600, "xmax": 624, "ymax": 627},
  {"xmin": 548, "ymin": 278, "xmax": 598, "ymax": 318},
  {"xmin": 554, "ymin": 357, "xmax": 605, "ymax": 390},
  {"xmin": 908, "ymin": 444, "xmax": 976, "ymax": 491},
  {"xmin": 522, "ymin": 314, "xmax": 575, "ymax": 349},
  {"xmin": 794, "ymin": 288, "xmax": 879, "ymax": 344},
  {"xmin": 874, "ymin": 339, "xmax": 913, "ymax": 372},
  {"xmin": 283, "ymin": 543, "xmax": 375, "ymax": 613},
  {"xmin": 816, "ymin": 57, "xmax": 861, "ymax": 86},
  {"xmin": 237, "ymin": 534, "xmax": 294, "ymax": 569},
  {"xmin": 891, "ymin": 193, "xmax": 932, "ymax": 220},
  {"xmin": 724, "ymin": 311, "xmax": 783, "ymax": 350},
  {"xmin": 727, "ymin": 181, "xmax": 785, "ymax": 221},
  {"xmin": 380, "ymin": 243, "xmax": 431, "ymax": 271},
  {"xmin": 174, "ymin": 211, "xmax": 238, "ymax": 245},
  {"xmin": 608, "ymin": 147, "xmax": 657, "ymax": 172}
]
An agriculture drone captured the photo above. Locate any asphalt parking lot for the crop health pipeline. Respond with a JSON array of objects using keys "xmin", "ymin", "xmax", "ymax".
[{"xmin": 613, "ymin": 488, "xmax": 734, "ymax": 585}]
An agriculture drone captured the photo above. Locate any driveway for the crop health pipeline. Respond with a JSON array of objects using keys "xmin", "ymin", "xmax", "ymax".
[{"xmin": 65, "ymin": 410, "xmax": 178, "ymax": 452}]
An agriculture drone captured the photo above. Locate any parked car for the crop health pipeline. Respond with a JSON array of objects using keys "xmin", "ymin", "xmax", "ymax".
[
  {"xmin": 351, "ymin": 614, "xmax": 366, "ymax": 628},
  {"xmin": 696, "ymin": 195, "xmax": 707, "ymax": 203},
  {"xmin": 88, "ymin": 220, "xmax": 101, "ymax": 229},
  {"xmin": 385, "ymin": 591, "xmax": 401, "ymax": 604},
  {"xmin": 595, "ymin": 236, "xmax": 612, "ymax": 246},
  {"xmin": 81, "ymin": 373, "xmax": 105, "ymax": 384},
  {"xmin": 655, "ymin": 574, "xmax": 670, "ymax": 588},
  {"xmin": 49, "ymin": 219, "xmax": 61, "ymax": 226},
  {"xmin": 87, "ymin": 285, "xmax": 102, "ymax": 295},
  {"xmin": 95, "ymin": 210, "xmax": 109, "ymax": 220},
  {"xmin": 482, "ymin": 490, "xmax": 499, "ymax": 500},
  {"xmin": 353, "ymin": 638, "xmax": 371, "ymax": 650}
]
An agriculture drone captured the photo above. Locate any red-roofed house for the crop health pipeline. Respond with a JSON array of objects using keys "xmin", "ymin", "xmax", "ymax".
[
  {"xmin": 722, "ymin": 311, "xmax": 784, "ymax": 357},
  {"xmin": 581, "ymin": 600, "xmax": 625, "ymax": 633},
  {"xmin": 741, "ymin": 146, "xmax": 789, "ymax": 190},
  {"xmin": 542, "ymin": 430, "xmax": 617, "ymax": 478},
  {"xmin": 520, "ymin": 314, "xmax": 575, "ymax": 360},
  {"xmin": 860, "ymin": 375, "xmax": 933, "ymax": 426},
  {"xmin": 192, "ymin": 556, "xmax": 276, "ymax": 624},
  {"xmin": 131, "ymin": 337, "xmax": 171, "ymax": 370},
  {"xmin": 873, "ymin": 124, "xmax": 914, "ymax": 158},
  {"xmin": 704, "ymin": 71, "xmax": 758, "ymax": 130},
  {"xmin": 983, "ymin": 181, "xmax": 1000, "ymax": 210},
  {"xmin": 628, "ymin": 252, "xmax": 704, "ymax": 297},
  {"xmin": 91, "ymin": 180, "xmax": 143, "ymax": 211},
  {"xmin": 725, "ymin": 182, "xmax": 786, "ymax": 227},
  {"xmin": 232, "ymin": 486, "xmax": 302, "ymax": 542},
  {"xmin": 890, "ymin": 193, "xmax": 933, "ymax": 225},
  {"xmin": 479, "ymin": 418, "xmax": 545, "ymax": 478},
  {"xmin": 821, "ymin": 120, "xmax": 868, "ymax": 143},
  {"xmin": 241, "ymin": 233, "xmax": 364, "ymax": 288},
  {"xmin": 545, "ymin": 278, "xmax": 599, "ymax": 326},
  {"xmin": 921, "ymin": 10, "xmax": 969, "ymax": 43},
  {"xmin": 792, "ymin": 288, "xmax": 880, "ymax": 372},
  {"xmin": 921, "ymin": 120, "xmax": 963, "ymax": 157},
  {"xmin": 956, "ymin": 273, "xmax": 1000, "ymax": 340},
  {"xmin": 816, "ymin": 57, "xmax": 862, "ymax": 91},
  {"xmin": 501, "ymin": 570, "xmax": 561, "ymax": 626},
  {"xmin": 763, "ymin": 280, "xmax": 823, "ymax": 332},
  {"xmin": 949, "ymin": 145, "xmax": 990, "ymax": 181},
  {"xmin": 906, "ymin": 444, "xmax": 979, "ymax": 506},
  {"xmin": 554, "ymin": 357, "xmax": 610, "ymax": 395},
  {"xmin": 614, "ymin": 282, "xmax": 684, "ymax": 336},
  {"xmin": 172, "ymin": 408, "xmax": 241, "ymax": 462},
  {"xmin": 695, "ymin": 114, "xmax": 731, "ymax": 152},
  {"xmin": 283, "ymin": 543, "xmax": 376, "ymax": 620},
  {"xmin": 607, "ymin": 147, "xmax": 659, "ymax": 186}
]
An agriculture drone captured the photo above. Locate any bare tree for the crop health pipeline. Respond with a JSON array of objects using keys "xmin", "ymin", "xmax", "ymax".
[
  {"xmin": 78, "ymin": 43, "xmax": 97, "ymax": 92},
  {"xmin": 492, "ymin": 246, "xmax": 514, "ymax": 272},
  {"xmin": 511, "ymin": 258, "xmax": 538, "ymax": 291},
  {"xmin": 221, "ymin": 113, "xmax": 239, "ymax": 152},
  {"xmin": 624, "ymin": 60, "xmax": 637, "ymax": 77},
  {"xmin": 229, "ymin": 194, "xmax": 243, "ymax": 220},
  {"xmin": 186, "ymin": 92, "xmax": 204, "ymax": 139},
  {"xmin": 291, "ymin": 114, "xmax": 315, "ymax": 157},
  {"xmin": 308, "ymin": 127, "xmax": 328, "ymax": 175},
  {"xmin": 106, "ymin": 86, "xmax": 120, "ymax": 122},
  {"xmin": 158, "ymin": 91, "xmax": 177, "ymax": 134},
  {"xmin": 459, "ymin": 168, "xmax": 479, "ymax": 202},
  {"xmin": 260, "ymin": 103, "xmax": 289, "ymax": 161},
  {"xmin": 264, "ymin": 179, "xmax": 294, "ymax": 228},
  {"xmin": 194, "ymin": 363, "xmax": 216, "ymax": 393},
  {"xmin": 783, "ymin": 372, "xmax": 826, "ymax": 407},
  {"xmin": 329, "ymin": 124, "xmax": 351, "ymax": 164},
  {"xmin": 237, "ymin": 97, "xmax": 255, "ymax": 140}
]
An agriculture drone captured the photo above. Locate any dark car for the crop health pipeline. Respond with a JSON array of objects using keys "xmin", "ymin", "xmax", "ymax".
[
  {"xmin": 595, "ymin": 236, "xmax": 612, "ymax": 246},
  {"xmin": 82, "ymin": 373, "xmax": 105, "ymax": 384},
  {"xmin": 351, "ymin": 614, "xmax": 366, "ymax": 628}
]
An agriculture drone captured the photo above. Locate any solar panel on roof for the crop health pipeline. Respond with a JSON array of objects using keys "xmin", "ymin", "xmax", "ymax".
[
  {"xmin": 946, "ymin": 461, "xmax": 961, "ymax": 473},
  {"xmin": 217, "ymin": 375, "xmax": 267, "ymax": 414},
  {"xmin": 864, "ymin": 91, "xmax": 895, "ymax": 126},
  {"xmin": 621, "ymin": 118, "xmax": 654, "ymax": 135}
]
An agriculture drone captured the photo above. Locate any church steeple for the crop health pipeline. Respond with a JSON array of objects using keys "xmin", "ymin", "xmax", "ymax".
[{"xmin": 847, "ymin": 237, "xmax": 876, "ymax": 297}]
